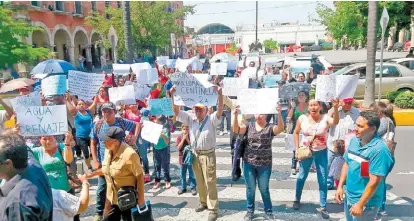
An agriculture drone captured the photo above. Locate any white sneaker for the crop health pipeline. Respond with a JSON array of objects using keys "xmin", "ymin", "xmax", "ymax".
[{"xmin": 219, "ymin": 131, "xmax": 224, "ymax": 136}]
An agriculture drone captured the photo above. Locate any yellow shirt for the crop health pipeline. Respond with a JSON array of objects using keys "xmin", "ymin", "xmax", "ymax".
[{"xmin": 102, "ymin": 143, "xmax": 143, "ymax": 205}]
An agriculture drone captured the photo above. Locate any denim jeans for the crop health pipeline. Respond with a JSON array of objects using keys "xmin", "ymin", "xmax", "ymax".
[
  {"xmin": 243, "ymin": 161, "xmax": 273, "ymax": 213},
  {"xmin": 344, "ymin": 199, "xmax": 379, "ymax": 221},
  {"xmin": 180, "ymin": 164, "xmax": 196, "ymax": 190},
  {"xmin": 137, "ymin": 136, "xmax": 150, "ymax": 174},
  {"xmin": 295, "ymin": 148, "xmax": 328, "ymax": 208},
  {"xmin": 327, "ymin": 148, "xmax": 339, "ymax": 188},
  {"xmin": 153, "ymin": 147, "xmax": 171, "ymax": 182},
  {"xmin": 96, "ymin": 175, "xmax": 107, "ymax": 216},
  {"xmin": 219, "ymin": 110, "xmax": 231, "ymax": 131}
]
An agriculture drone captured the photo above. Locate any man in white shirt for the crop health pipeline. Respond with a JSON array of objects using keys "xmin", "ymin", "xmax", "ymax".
[{"xmin": 171, "ymin": 86, "xmax": 223, "ymax": 221}]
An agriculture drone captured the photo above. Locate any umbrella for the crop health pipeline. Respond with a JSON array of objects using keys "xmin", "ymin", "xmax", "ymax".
[
  {"xmin": 30, "ymin": 59, "xmax": 76, "ymax": 77},
  {"xmin": 279, "ymin": 82, "xmax": 311, "ymax": 100},
  {"xmin": 0, "ymin": 78, "xmax": 35, "ymax": 93}
]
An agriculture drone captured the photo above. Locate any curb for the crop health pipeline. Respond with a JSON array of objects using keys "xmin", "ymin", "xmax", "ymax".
[{"xmin": 394, "ymin": 110, "xmax": 414, "ymax": 126}]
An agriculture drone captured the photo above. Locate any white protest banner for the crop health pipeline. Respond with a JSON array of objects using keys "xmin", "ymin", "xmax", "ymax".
[
  {"xmin": 238, "ymin": 88, "xmax": 279, "ymax": 114},
  {"xmin": 175, "ymin": 58, "xmax": 190, "ymax": 72},
  {"xmin": 141, "ymin": 120, "xmax": 163, "ymax": 144},
  {"xmin": 170, "ymin": 72, "xmax": 218, "ymax": 107},
  {"xmin": 210, "ymin": 63, "xmax": 228, "ymax": 75},
  {"xmin": 109, "ymin": 85, "xmax": 136, "ymax": 105},
  {"xmin": 112, "ymin": 64, "xmax": 131, "ymax": 76},
  {"xmin": 11, "ymin": 94, "xmax": 41, "ymax": 110},
  {"xmin": 148, "ymin": 98, "xmax": 174, "ymax": 116},
  {"xmin": 193, "ymin": 74, "xmax": 214, "ymax": 88},
  {"xmin": 315, "ymin": 75, "xmax": 337, "ymax": 102},
  {"xmin": 336, "ymin": 75, "xmax": 359, "ymax": 99},
  {"xmin": 136, "ymin": 68, "xmax": 158, "ymax": 85},
  {"xmin": 16, "ymin": 105, "xmax": 68, "ymax": 136},
  {"xmin": 157, "ymin": 56, "xmax": 169, "ymax": 66},
  {"xmin": 134, "ymin": 84, "xmax": 152, "ymax": 101},
  {"xmin": 166, "ymin": 59, "xmax": 176, "ymax": 68},
  {"xmin": 192, "ymin": 60, "xmax": 203, "ymax": 71},
  {"xmin": 222, "ymin": 77, "xmax": 249, "ymax": 96},
  {"xmin": 41, "ymin": 75, "xmax": 67, "ymax": 96},
  {"xmin": 241, "ymin": 67, "xmax": 258, "ymax": 79},
  {"xmin": 131, "ymin": 62, "xmax": 151, "ymax": 76},
  {"xmin": 68, "ymin": 71, "xmax": 105, "ymax": 100}
]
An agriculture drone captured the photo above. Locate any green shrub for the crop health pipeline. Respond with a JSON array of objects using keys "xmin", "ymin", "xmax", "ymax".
[
  {"xmin": 322, "ymin": 45, "xmax": 333, "ymax": 51},
  {"xmin": 386, "ymin": 90, "xmax": 403, "ymax": 103},
  {"xmin": 394, "ymin": 92, "xmax": 414, "ymax": 109}
]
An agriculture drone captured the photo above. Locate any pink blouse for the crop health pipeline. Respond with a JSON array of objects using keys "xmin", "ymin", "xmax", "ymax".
[{"xmin": 299, "ymin": 114, "xmax": 330, "ymax": 151}]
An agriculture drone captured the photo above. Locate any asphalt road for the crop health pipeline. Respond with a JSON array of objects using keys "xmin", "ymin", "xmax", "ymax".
[{"xmin": 80, "ymin": 126, "xmax": 414, "ymax": 221}]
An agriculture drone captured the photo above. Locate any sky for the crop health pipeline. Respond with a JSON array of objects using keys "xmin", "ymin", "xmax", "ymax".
[{"xmin": 184, "ymin": 1, "xmax": 334, "ymax": 31}]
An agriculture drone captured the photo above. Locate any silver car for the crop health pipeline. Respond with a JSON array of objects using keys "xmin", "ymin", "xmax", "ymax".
[{"xmin": 334, "ymin": 62, "xmax": 414, "ymax": 99}]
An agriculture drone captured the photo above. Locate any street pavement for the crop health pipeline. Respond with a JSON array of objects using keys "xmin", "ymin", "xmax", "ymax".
[{"xmin": 81, "ymin": 127, "xmax": 414, "ymax": 221}]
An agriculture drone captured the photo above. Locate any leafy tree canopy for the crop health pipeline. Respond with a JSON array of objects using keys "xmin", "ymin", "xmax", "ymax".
[{"xmin": 263, "ymin": 39, "xmax": 279, "ymax": 50}]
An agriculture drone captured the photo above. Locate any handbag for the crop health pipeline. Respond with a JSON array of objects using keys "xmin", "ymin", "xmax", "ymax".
[
  {"xmin": 131, "ymin": 201, "xmax": 154, "ymax": 221},
  {"xmin": 184, "ymin": 115, "xmax": 209, "ymax": 165},
  {"xmin": 385, "ymin": 121, "xmax": 397, "ymax": 157},
  {"xmin": 233, "ymin": 123, "xmax": 249, "ymax": 160},
  {"xmin": 296, "ymin": 121, "xmax": 320, "ymax": 161},
  {"xmin": 106, "ymin": 155, "xmax": 138, "ymax": 211}
]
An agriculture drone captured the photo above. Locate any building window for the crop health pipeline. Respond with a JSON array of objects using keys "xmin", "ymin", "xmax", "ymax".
[
  {"xmin": 91, "ymin": 1, "xmax": 97, "ymax": 11},
  {"xmin": 117, "ymin": 1, "xmax": 122, "ymax": 8},
  {"xmin": 55, "ymin": 1, "xmax": 64, "ymax": 11},
  {"xmin": 75, "ymin": 1, "xmax": 82, "ymax": 14},
  {"xmin": 31, "ymin": 1, "xmax": 39, "ymax": 7}
]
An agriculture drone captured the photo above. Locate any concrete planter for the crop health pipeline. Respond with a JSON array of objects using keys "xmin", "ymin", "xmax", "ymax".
[{"xmin": 394, "ymin": 110, "xmax": 414, "ymax": 126}]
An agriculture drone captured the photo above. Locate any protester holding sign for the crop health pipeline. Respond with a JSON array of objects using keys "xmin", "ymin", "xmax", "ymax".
[
  {"xmin": 293, "ymin": 99, "xmax": 339, "ymax": 219},
  {"xmin": 231, "ymin": 103, "xmax": 285, "ymax": 221},
  {"xmin": 66, "ymin": 93, "xmax": 98, "ymax": 171},
  {"xmin": 152, "ymin": 116, "xmax": 172, "ymax": 190},
  {"xmin": 171, "ymin": 84, "xmax": 224, "ymax": 221}
]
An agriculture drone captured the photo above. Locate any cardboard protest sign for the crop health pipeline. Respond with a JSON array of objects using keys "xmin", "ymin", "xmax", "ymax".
[
  {"xmin": 68, "ymin": 71, "xmax": 105, "ymax": 100},
  {"xmin": 109, "ymin": 85, "xmax": 136, "ymax": 105},
  {"xmin": 136, "ymin": 68, "xmax": 158, "ymax": 85},
  {"xmin": 263, "ymin": 75, "xmax": 282, "ymax": 88},
  {"xmin": 166, "ymin": 59, "xmax": 176, "ymax": 68},
  {"xmin": 16, "ymin": 105, "xmax": 68, "ymax": 136},
  {"xmin": 134, "ymin": 84, "xmax": 152, "ymax": 101},
  {"xmin": 192, "ymin": 60, "xmax": 203, "ymax": 71},
  {"xmin": 241, "ymin": 67, "xmax": 258, "ymax": 79},
  {"xmin": 131, "ymin": 62, "xmax": 151, "ymax": 76},
  {"xmin": 157, "ymin": 56, "xmax": 169, "ymax": 66},
  {"xmin": 11, "ymin": 94, "xmax": 41, "ymax": 110},
  {"xmin": 112, "ymin": 64, "xmax": 131, "ymax": 76},
  {"xmin": 222, "ymin": 77, "xmax": 249, "ymax": 96},
  {"xmin": 316, "ymin": 75, "xmax": 359, "ymax": 102},
  {"xmin": 238, "ymin": 88, "xmax": 279, "ymax": 114},
  {"xmin": 148, "ymin": 98, "xmax": 174, "ymax": 116},
  {"xmin": 41, "ymin": 75, "xmax": 67, "ymax": 96},
  {"xmin": 141, "ymin": 120, "xmax": 163, "ymax": 144},
  {"xmin": 175, "ymin": 58, "xmax": 189, "ymax": 72},
  {"xmin": 192, "ymin": 74, "xmax": 214, "ymax": 88},
  {"xmin": 210, "ymin": 63, "xmax": 228, "ymax": 75},
  {"xmin": 336, "ymin": 75, "xmax": 359, "ymax": 99},
  {"xmin": 170, "ymin": 72, "xmax": 218, "ymax": 107}
]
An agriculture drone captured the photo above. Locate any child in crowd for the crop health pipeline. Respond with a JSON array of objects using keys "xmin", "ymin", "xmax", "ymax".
[
  {"xmin": 329, "ymin": 139, "xmax": 346, "ymax": 188},
  {"xmin": 176, "ymin": 125, "xmax": 197, "ymax": 195},
  {"xmin": 153, "ymin": 115, "xmax": 171, "ymax": 189}
]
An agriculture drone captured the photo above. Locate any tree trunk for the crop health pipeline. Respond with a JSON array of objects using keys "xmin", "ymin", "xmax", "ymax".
[
  {"xmin": 123, "ymin": 1, "xmax": 134, "ymax": 63},
  {"xmin": 364, "ymin": 1, "xmax": 378, "ymax": 106}
]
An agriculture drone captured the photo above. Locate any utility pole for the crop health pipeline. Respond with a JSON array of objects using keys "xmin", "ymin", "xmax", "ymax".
[{"xmin": 255, "ymin": 1, "xmax": 258, "ymax": 45}]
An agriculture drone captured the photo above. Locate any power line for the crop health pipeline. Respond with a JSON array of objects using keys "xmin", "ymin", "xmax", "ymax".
[{"xmin": 191, "ymin": 2, "xmax": 318, "ymax": 16}]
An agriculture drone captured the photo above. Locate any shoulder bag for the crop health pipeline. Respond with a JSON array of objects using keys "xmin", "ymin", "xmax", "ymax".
[
  {"xmin": 385, "ymin": 120, "xmax": 397, "ymax": 157},
  {"xmin": 106, "ymin": 154, "xmax": 137, "ymax": 211},
  {"xmin": 233, "ymin": 122, "xmax": 249, "ymax": 160},
  {"xmin": 296, "ymin": 121, "xmax": 320, "ymax": 161},
  {"xmin": 183, "ymin": 115, "xmax": 209, "ymax": 166}
]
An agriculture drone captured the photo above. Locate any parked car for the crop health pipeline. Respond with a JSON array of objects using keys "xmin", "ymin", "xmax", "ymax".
[
  {"xmin": 388, "ymin": 58, "xmax": 414, "ymax": 71},
  {"xmin": 334, "ymin": 62, "xmax": 414, "ymax": 99}
]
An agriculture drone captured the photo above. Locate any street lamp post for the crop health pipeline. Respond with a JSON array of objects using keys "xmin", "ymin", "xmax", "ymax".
[{"xmin": 378, "ymin": 7, "xmax": 389, "ymax": 102}]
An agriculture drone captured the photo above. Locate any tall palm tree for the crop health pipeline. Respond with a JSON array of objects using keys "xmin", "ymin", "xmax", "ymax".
[
  {"xmin": 364, "ymin": 1, "xmax": 378, "ymax": 106},
  {"xmin": 123, "ymin": 1, "xmax": 133, "ymax": 63}
]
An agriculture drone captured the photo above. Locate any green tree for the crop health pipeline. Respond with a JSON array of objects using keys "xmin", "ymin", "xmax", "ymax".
[
  {"xmin": 86, "ymin": 2, "xmax": 194, "ymax": 59},
  {"xmin": 0, "ymin": 6, "xmax": 49, "ymax": 67},
  {"xmin": 263, "ymin": 39, "xmax": 279, "ymax": 50}
]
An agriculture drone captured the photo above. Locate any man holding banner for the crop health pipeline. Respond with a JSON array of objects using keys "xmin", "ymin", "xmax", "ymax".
[{"xmin": 170, "ymin": 85, "xmax": 223, "ymax": 221}]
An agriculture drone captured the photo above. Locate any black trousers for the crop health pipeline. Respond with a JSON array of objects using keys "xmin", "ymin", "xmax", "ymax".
[
  {"xmin": 75, "ymin": 137, "xmax": 91, "ymax": 159},
  {"xmin": 103, "ymin": 204, "xmax": 133, "ymax": 221}
]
